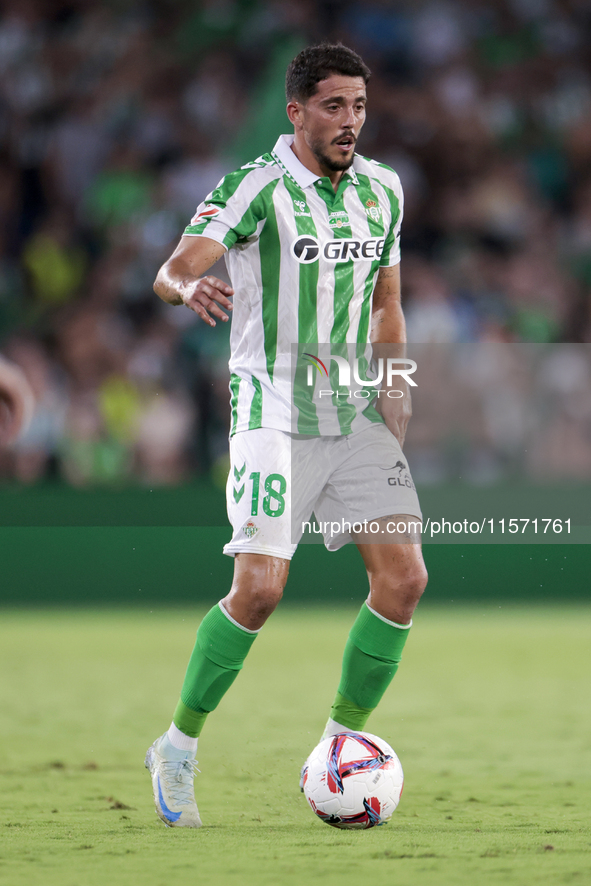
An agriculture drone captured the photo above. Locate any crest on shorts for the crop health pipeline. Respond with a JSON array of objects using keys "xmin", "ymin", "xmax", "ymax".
[
  {"xmin": 365, "ymin": 199, "xmax": 381, "ymax": 222},
  {"xmin": 242, "ymin": 520, "xmax": 260, "ymax": 539}
]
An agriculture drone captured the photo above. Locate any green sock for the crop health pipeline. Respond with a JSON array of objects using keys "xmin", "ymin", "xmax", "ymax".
[
  {"xmin": 330, "ymin": 602, "xmax": 412, "ymax": 731},
  {"xmin": 173, "ymin": 603, "xmax": 259, "ymax": 738}
]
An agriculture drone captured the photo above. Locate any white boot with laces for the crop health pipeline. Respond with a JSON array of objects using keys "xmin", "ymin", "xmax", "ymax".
[{"xmin": 145, "ymin": 732, "xmax": 202, "ymax": 828}]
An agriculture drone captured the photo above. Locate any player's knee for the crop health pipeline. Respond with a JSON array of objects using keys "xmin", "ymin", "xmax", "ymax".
[
  {"xmin": 226, "ymin": 554, "xmax": 290, "ymax": 629},
  {"xmin": 397, "ymin": 563, "xmax": 428, "ymax": 610},
  {"xmin": 406, "ymin": 561, "xmax": 428, "ymax": 600},
  {"xmin": 370, "ymin": 562, "xmax": 427, "ymax": 624},
  {"xmin": 372, "ymin": 559, "xmax": 428, "ymax": 609},
  {"xmin": 248, "ymin": 584, "xmax": 284, "ymax": 622}
]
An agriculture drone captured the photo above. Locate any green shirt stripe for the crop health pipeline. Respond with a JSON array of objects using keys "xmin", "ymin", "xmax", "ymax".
[
  {"xmin": 282, "ymin": 177, "xmax": 321, "ymax": 434},
  {"xmin": 256, "ymin": 181, "xmax": 281, "ymax": 383},
  {"xmin": 311, "ymin": 178, "xmax": 357, "ymax": 434},
  {"xmin": 353, "ymin": 173, "xmax": 391, "ymax": 343},
  {"xmin": 371, "ymin": 179, "xmax": 401, "ymax": 267},
  {"xmin": 248, "ymin": 375, "xmax": 263, "ymax": 429},
  {"xmin": 229, "ymin": 373, "xmax": 241, "ymax": 436}
]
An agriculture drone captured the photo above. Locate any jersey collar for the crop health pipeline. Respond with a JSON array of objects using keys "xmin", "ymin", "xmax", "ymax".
[{"xmin": 272, "ymin": 134, "xmax": 359, "ymax": 189}]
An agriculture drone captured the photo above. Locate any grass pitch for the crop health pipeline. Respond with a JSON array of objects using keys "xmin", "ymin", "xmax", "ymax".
[{"xmin": 0, "ymin": 605, "xmax": 590, "ymax": 886}]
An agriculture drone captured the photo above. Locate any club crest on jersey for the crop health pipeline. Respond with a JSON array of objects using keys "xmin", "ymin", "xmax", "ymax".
[
  {"xmin": 291, "ymin": 235, "xmax": 385, "ymax": 264},
  {"xmin": 365, "ymin": 199, "xmax": 382, "ymax": 222},
  {"xmin": 241, "ymin": 520, "xmax": 260, "ymax": 539},
  {"xmin": 190, "ymin": 204, "xmax": 220, "ymax": 224}
]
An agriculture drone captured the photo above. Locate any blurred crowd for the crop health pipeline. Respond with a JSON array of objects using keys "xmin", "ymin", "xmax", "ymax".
[
  {"xmin": 406, "ymin": 343, "xmax": 591, "ymax": 483},
  {"xmin": 1, "ymin": 0, "xmax": 590, "ymax": 486}
]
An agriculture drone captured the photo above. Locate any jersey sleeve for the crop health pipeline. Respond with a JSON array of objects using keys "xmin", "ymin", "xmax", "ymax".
[
  {"xmin": 183, "ymin": 166, "xmax": 270, "ymax": 251},
  {"xmin": 379, "ymin": 172, "xmax": 404, "ymax": 268}
]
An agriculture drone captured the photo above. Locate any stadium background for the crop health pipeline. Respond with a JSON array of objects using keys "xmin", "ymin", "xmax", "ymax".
[{"xmin": 1, "ymin": 0, "xmax": 590, "ymax": 605}]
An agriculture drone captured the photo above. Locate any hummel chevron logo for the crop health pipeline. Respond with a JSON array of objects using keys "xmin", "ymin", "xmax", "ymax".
[{"xmin": 233, "ymin": 463, "xmax": 246, "ymax": 503}]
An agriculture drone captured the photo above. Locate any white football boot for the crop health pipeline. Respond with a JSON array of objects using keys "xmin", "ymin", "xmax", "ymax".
[{"xmin": 145, "ymin": 733, "xmax": 202, "ymax": 828}]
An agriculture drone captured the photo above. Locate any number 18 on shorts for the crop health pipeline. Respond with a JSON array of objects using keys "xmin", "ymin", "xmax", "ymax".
[{"xmin": 223, "ymin": 428, "xmax": 293, "ymax": 559}]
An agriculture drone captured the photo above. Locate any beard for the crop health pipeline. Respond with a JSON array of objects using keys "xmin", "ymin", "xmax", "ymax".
[{"xmin": 309, "ymin": 136, "xmax": 355, "ymax": 172}]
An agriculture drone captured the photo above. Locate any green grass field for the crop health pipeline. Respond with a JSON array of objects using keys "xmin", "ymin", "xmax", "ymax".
[{"xmin": 1, "ymin": 606, "xmax": 589, "ymax": 886}]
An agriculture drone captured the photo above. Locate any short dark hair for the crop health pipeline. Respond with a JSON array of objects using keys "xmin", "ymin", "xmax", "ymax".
[{"xmin": 286, "ymin": 43, "xmax": 370, "ymax": 102}]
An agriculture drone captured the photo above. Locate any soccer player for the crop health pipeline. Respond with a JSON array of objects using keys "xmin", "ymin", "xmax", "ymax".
[{"xmin": 146, "ymin": 43, "xmax": 427, "ymax": 828}]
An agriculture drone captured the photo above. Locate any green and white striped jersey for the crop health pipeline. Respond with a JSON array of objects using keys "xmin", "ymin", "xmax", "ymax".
[{"xmin": 184, "ymin": 134, "xmax": 403, "ymax": 436}]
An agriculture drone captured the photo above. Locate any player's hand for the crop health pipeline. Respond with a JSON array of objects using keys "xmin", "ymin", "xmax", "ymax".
[
  {"xmin": 181, "ymin": 276, "xmax": 234, "ymax": 327},
  {"xmin": 375, "ymin": 380, "xmax": 412, "ymax": 448}
]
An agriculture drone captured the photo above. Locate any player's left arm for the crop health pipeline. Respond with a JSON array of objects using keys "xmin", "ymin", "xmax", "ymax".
[{"xmin": 370, "ymin": 263, "xmax": 411, "ymax": 447}]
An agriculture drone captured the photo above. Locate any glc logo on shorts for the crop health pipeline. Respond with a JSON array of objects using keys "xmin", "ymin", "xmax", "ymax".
[
  {"xmin": 380, "ymin": 459, "xmax": 416, "ymax": 490},
  {"xmin": 291, "ymin": 236, "xmax": 386, "ymax": 264}
]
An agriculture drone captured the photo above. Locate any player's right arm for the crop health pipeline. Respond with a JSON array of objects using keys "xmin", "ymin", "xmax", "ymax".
[{"xmin": 153, "ymin": 235, "xmax": 234, "ymax": 328}]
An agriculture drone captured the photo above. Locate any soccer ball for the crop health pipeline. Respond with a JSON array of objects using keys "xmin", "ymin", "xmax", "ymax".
[{"xmin": 302, "ymin": 731, "xmax": 404, "ymax": 829}]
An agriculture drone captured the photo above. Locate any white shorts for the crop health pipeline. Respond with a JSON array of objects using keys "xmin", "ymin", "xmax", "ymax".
[{"xmin": 223, "ymin": 424, "xmax": 422, "ymax": 560}]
